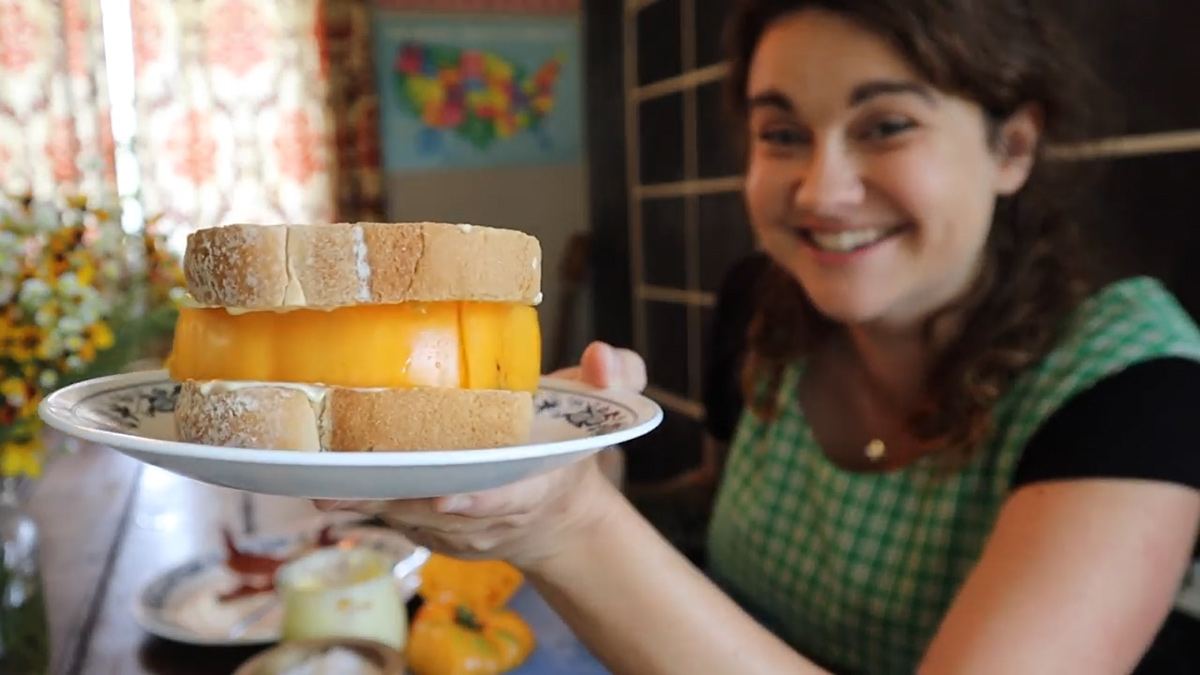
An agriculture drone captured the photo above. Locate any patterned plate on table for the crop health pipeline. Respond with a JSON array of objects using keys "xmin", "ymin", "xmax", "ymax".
[
  {"xmin": 38, "ymin": 370, "xmax": 662, "ymax": 500},
  {"xmin": 134, "ymin": 519, "xmax": 428, "ymax": 646}
]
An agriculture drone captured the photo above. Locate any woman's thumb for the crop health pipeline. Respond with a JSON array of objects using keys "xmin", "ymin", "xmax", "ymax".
[{"xmin": 579, "ymin": 341, "xmax": 647, "ymax": 391}]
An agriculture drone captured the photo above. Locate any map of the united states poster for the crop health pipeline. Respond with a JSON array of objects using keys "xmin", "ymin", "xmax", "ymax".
[{"xmin": 370, "ymin": 12, "xmax": 582, "ymax": 171}]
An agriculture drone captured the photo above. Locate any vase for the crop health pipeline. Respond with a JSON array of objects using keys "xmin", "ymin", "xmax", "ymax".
[{"xmin": 0, "ymin": 477, "xmax": 50, "ymax": 675}]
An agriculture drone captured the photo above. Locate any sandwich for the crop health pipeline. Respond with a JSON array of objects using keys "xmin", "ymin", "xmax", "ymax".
[{"xmin": 164, "ymin": 221, "xmax": 543, "ymax": 452}]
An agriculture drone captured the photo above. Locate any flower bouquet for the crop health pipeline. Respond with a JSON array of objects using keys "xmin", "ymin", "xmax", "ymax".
[{"xmin": 0, "ymin": 192, "xmax": 185, "ymax": 481}]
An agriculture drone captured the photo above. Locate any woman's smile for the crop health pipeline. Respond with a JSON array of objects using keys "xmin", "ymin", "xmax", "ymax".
[{"xmin": 789, "ymin": 222, "xmax": 913, "ymax": 262}]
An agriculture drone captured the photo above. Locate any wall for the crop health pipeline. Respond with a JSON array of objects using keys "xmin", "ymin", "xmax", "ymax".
[{"xmin": 586, "ymin": 0, "xmax": 1200, "ymax": 485}]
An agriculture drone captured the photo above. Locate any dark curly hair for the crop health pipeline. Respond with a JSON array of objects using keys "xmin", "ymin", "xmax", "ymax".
[{"xmin": 727, "ymin": 0, "xmax": 1120, "ymax": 463}]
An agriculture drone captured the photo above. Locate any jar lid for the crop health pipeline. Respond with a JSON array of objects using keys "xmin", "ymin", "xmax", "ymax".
[{"xmin": 275, "ymin": 546, "xmax": 392, "ymax": 594}]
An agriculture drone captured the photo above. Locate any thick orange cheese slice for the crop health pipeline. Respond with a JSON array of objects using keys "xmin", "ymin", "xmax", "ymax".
[{"xmin": 167, "ymin": 302, "xmax": 541, "ymax": 391}]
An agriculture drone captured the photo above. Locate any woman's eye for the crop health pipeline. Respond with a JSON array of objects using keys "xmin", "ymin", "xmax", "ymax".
[
  {"xmin": 862, "ymin": 118, "xmax": 915, "ymax": 141},
  {"xmin": 757, "ymin": 127, "xmax": 808, "ymax": 146}
]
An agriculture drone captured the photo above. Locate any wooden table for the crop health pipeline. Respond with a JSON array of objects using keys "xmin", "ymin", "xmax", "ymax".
[{"xmin": 29, "ymin": 442, "xmax": 609, "ymax": 675}]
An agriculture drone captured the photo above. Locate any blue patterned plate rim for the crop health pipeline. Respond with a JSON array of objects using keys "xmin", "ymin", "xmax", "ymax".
[{"xmin": 39, "ymin": 370, "xmax": 663, "ymax": 466}]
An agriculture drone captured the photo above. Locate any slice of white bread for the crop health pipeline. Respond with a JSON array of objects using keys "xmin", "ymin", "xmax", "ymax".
[
  {"xmin": 175, "ymin": 380, "xmax": 534, "ymax": 452},
  {"xmin": 182, "ymin": 221, "xmax": 542, "ymax": 310}
]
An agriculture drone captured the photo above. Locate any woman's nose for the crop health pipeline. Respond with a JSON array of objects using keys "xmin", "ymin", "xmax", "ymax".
[{"xmin": 792, "ymin": 144, "xmax": 865, "ymax": 212}]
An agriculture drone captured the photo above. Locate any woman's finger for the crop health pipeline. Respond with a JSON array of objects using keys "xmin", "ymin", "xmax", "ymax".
[
  {"xmin": 547, "ymin": 342, "xmax": 647, "ymax": 391},
  {"xmin": 315, "ymin": 497, "xmax": 443, "ymax": 524},
  {"xmin": 382, "ymin": 519, "xmax": 442, "ymax": 552},
  {"xmin": 378, "ymin": 515, "xmax": 508, "ymax": 559},
  {"xmin": 312, "ymin": 498, "xmax": 393, "ymax": 515},
  {"xmin": 433, "ymin": 474, "xmax": 550, "ymax": 518},
  {"xmin": 580, "ymin": 341, "xmax": 648, "ymax": 391},
  {"xmin": 615, "ymin": 345, "xmax": 649, "ymax": 391}
]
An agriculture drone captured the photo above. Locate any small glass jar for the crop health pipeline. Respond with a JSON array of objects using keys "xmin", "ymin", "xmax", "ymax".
[
  {"xmin": 275, "ymin": 546, "xmax": 408, "ymax": 651},
  {"xmin": 0, "ymin": 478, "xmax": 51, "ymax": 675}
]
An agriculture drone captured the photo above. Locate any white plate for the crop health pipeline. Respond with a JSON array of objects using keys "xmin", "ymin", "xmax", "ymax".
[
  {"xmin": 39, "ymin": 370, "xmax": 663, "ymax": 499},
  {"xmin": 133, "ymin": 521, "xmax": 429, "ymax": 646}
]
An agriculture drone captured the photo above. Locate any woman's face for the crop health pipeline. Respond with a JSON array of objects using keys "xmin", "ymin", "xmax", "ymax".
[{"xmin": 743, "ymin": 9, "xmax": 1039, "ymax": 329}]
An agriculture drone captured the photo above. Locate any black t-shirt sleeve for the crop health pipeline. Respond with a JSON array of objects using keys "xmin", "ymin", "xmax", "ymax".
[
  {"xmin": 702, "ymin": 253, "xmax": 771, "ymax": 444},
  {"xmin": 1013, "ymin": 356, "xmax": 1200, "ymax": 490}
]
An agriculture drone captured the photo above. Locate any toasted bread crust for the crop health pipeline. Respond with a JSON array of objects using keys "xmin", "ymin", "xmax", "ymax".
[
  {"xmin": 175, "ymin": 380, "xmax": 534, "ymax": 452},
  {"xmin": 183, "ymin": 222, "xmax": 542, "ymax": 310}
]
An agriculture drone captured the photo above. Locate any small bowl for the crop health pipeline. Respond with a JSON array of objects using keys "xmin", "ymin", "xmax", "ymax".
[{"xmin": 233, "ymin": 637, "xmax": 404, "ymax": 675}]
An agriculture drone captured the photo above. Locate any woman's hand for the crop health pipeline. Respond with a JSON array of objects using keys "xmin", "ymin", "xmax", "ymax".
[
  {"xmin": 546, "ymin": 339, "xmax": 648, "ymax": 393},
  {"xmin": 314, "ymin": 341, "xmax": 647, "ymax": 570}
]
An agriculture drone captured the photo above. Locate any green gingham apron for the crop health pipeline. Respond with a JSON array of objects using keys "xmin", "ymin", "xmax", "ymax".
[{"xmin": 706, "ymin": 276, "xmax": 1200, "ymax": 674}]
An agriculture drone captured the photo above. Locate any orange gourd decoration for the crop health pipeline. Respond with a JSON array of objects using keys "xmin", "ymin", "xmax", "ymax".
[
  {"xmin": 417, "ymin": 554, "xmax": 525, "ymax": 610},
  {"xmin": 407, "ymin": 553, "xmax": 535, "ymax": 675},
  {"xmin": 407, "ymin": 602, "xmax": 535, "ymax": 675}
]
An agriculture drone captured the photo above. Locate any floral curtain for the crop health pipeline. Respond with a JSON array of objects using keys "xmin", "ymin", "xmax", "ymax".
[
  {"xmin": 1, "ymin": 0, "xmax": 386, "ymax": 248},
  {"xmin": 0, "ymin": 0, "xmax": 116, "ymax": 199},
  {"xmin": 129, "ymin": 0, "xmax": 337, "ymax": 248}
]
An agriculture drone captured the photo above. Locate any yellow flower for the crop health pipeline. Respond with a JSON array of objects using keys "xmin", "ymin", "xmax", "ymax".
[
  {"xmin": 75, "ymin": 259, "xmax": 96, "ymax": 287},
  {"xmin": 19, "ymin": 390, "xmax": 41, "ymax": 418},
  {"xmin": 1, "ymin": 437, "xmax": 43, "ymax": 479},
  {"xmin": 5, "ymin": 325, "xmax": 40, "ymax": 363},
  {"xmin": 1, "ymin": 301, "xmax": 20, "ymax": 326},
  {"xmin": 48, "ymin": 225, "xmax": 84, "ymax": 254},
  {"xmin": 44, "ymin": 251, "xmax": 72, "ymax": 279},
  {"xmin": 1, "ymin": 376, "xmax": 29, "ymax": 407},
  {"xmin": 86, "ymin": 321, "xmax": 115, "ymax": 350},
  {"xmin": 66, "ymin": 195, "xmax": 88, "ymax": 210},
  {"xmin": 76, "ymin": 321, "xmax": 114, "ymax": 362}
]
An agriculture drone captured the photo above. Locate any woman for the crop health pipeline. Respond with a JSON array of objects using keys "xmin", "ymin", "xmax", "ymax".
[{"xmin": 322, "ymin": 1, "xmax": 1200, "ymax": 672}]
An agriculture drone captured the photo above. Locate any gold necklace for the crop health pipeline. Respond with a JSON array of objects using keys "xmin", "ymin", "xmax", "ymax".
[{"xmin": 865, "ymin": 438, "xmax": 886, "ymax": 461}]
